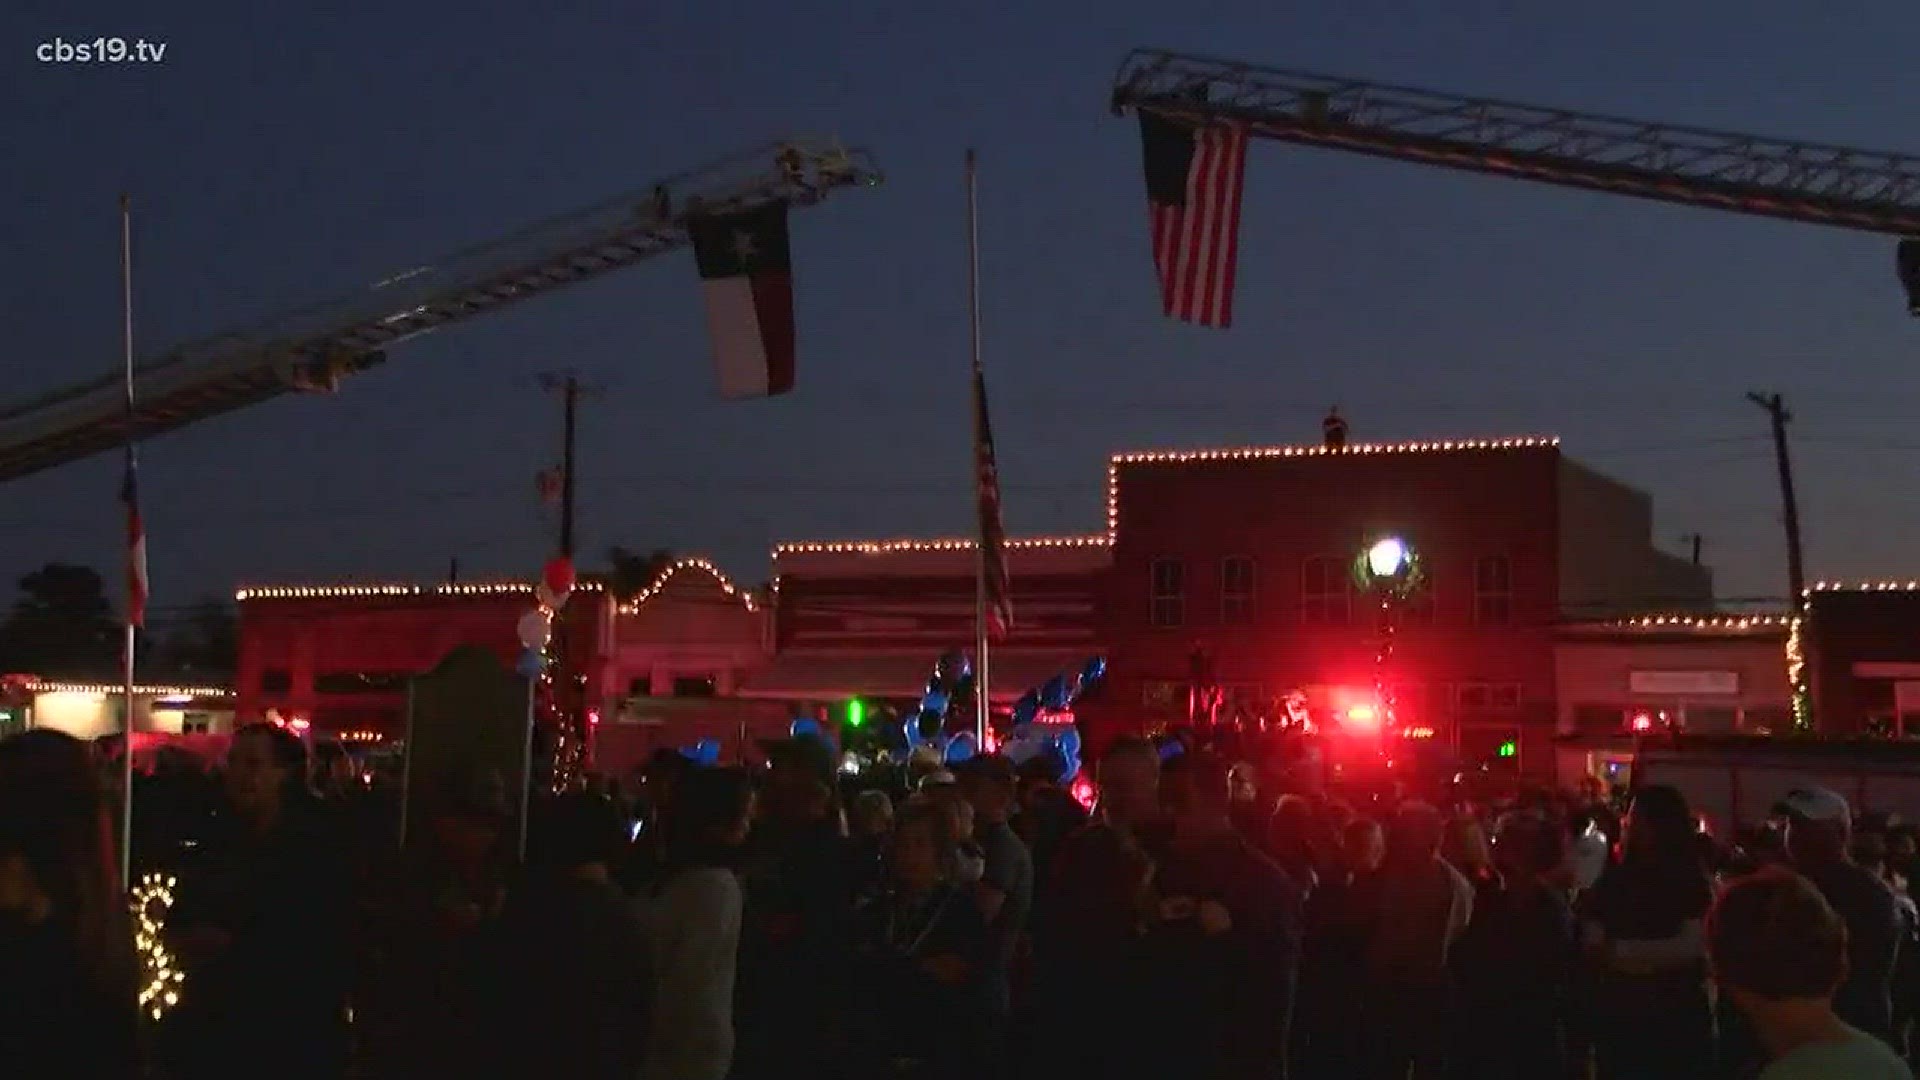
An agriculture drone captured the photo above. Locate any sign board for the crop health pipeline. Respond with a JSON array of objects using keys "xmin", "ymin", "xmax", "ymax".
[
  {"xmin": 402, "ymin": 646, "xmax": 534, "ymax": 856},
  {"xmin": 1629, "ymin": 670, "xmax": 1739, "ymax": 696},
  {"xmin": 1896, "ymin": 682, "xmax": 1920, "ymax": 715}
]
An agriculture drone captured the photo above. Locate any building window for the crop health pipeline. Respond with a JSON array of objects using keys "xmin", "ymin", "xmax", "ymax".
[
  {"xmin": 627, "ymin": 677, "xmax": 653, "ymax": 697},
  {"xmin": 1301, "ymin": 557, "xmax": 1350, "ymax": 626},
  {"xmin": 1456, "ymin": 682, "xmax": 1521, "ymax": 713},
  {"xmin": 1221, "ymin": 557, "xmax": 1256, "ymax": 625},
  {"xmin": 1474, "ymin": 555, "xmax": 1513, "ymax": 626},
  {"xmin": 671, "ymin": 675, "xmax": 717, "ymax": 698},
  {"xmin": 260, "ymin": 670, "xmax": 292, "ymax": 693},
  {"xmin": 1150, "ymin": 559, "xmax": 1185, "ymax": 628},
  {"xmin": 1572, "ymin": 704, "xmax": 1625, "ymax": 734},
  {"xmin": 1742, "ymin": 705, "xmax": 1792, "ymax": 733}
]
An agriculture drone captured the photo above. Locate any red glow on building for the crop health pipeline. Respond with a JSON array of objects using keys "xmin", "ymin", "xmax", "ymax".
[
  {"xmin": 1631, "ymin": 713, "xmax": 1655, "ymax": 733},
  {"xmin": 1344, "ymin": 703, "xmax": 1380, "ymax": 730}
]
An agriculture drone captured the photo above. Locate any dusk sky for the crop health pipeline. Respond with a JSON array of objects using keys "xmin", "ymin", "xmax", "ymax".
[{"xmin": 6, "ymin": 0, "xmax": 1920, "ymax": 625}]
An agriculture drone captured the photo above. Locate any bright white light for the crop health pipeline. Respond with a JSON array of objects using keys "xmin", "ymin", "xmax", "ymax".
[{"xmin": 1366, "ymin": 537, "xmax": 1408, "ymax": 578}]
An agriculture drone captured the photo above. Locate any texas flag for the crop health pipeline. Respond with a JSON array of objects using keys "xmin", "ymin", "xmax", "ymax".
[
  {"xmin": 121, "ymin": 455, "xmax": 148, "ymax": 629},
  {"xmin": 690, "ymin": 202, "xmax": 797, "ymax": 399}
]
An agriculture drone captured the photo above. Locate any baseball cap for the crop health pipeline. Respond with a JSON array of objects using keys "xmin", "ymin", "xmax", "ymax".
[{"xmin": 1778, "ymin": 786, "xmax": 1852, "ymax": 825}]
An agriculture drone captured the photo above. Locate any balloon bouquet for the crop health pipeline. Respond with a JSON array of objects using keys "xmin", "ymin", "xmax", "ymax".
[
  {"xmin": 516, "ymin": 554, "xmax": 578, "ymax": 790},
  {"xmin": 900, "ymin": 650, "xmax": 979, "ymax": 765},
  {"xmin": 998, "ymin": 656, "xmax": 1106, "ymax": 784}
]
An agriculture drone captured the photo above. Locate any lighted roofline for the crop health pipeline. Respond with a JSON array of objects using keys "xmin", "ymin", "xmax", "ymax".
[
  {"xmin": 1105, "ymin": 436, "xmax": 1559, "ymax": 538},
  {"xmin": 617, "ymin": 557, "xmax": 757, "ymax": 615},
  {"xmin": 30, "ymin": 682, "xmax": 233, "ymax": 698},
  {"xmin": 1575, "ymin": 614, "xmax": 1794, "ymax": 631},
  {"xmin": 1807, "ymin": 580, "xmax": 1920, "ymax": 594},
  {"xmin": 235, "ymin": 581, "xmax": 607, "ymax": 601},
  {"xmin": 773, "ymin": 535, "xmax": 1111, "ymax": 558}
]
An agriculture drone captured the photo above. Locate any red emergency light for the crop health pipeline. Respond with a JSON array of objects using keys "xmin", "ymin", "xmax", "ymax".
[
  {"xmin": 1344, "ymin": 703, "xmax": 1380, "ymax": 731},
  {"xmin": 1631, "ymin": 713, "xmax": 1654, "ymax": 733}
]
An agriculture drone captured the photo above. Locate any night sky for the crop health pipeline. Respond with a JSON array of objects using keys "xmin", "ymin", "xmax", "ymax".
[{"xmin": 6, "ymin": 0, "xmax": 1920, "ymax": 625}]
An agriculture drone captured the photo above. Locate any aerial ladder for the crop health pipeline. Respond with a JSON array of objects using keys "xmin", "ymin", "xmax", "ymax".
[
  {"xmin": 0, "ymin": 139, "xmax": 881, "ymax": 483},
  {"xmin": 1111, "ymin": 48, "xmax": 1920, "ymax": 303}
]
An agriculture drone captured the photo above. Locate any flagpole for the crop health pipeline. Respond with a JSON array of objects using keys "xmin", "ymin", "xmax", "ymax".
[
  {"xmin": 966, "ymin": 149, "xmax": 989, "ymax": 747},
  {"xmin": 118, "ymin": 194, "xmax": 137, "ymax": 888}
]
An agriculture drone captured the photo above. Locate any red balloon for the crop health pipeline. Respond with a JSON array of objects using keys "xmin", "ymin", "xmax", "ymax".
[{"xmin": 542, "ymin": 554, "xmax": 576, "ymax": 596}]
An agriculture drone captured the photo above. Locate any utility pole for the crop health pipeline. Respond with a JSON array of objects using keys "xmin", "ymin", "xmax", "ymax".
[
  {"xmin": 538, "ymin": 372, "xmax": 596, "ymax": 787},
  {"xmin": 1748, "ymin": 392, "xmax": 1806, "ymax": 605}
]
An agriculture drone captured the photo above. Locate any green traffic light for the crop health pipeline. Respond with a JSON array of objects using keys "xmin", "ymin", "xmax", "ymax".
[
  {"xmin": 1497, "ymin": 741, "xmax": 1517, "ymax": 758},
  {"xmin": 846, "ymin": 699, "xmax": 865, "ymax": 727}
]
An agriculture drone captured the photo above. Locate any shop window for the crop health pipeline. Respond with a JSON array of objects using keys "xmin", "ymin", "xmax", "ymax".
[
  {"xmin": 1301, "ymin": 557, "xmax": 1350, "ymax": 626},
  {"xmin": 1572, "ymin": 704, "xmax": 1625, "ymax": 734},
  {"xmin": 1220, "ymin": 557, "xmax": 1256, "ymax": 625},
  {"xmin": 1150, "ymin": 559, "xmax": 1185, "ymax": 628},
  {"xmin": 1456, "ymin": 682, "xmax": 1521, "ymax": 713},
  {"xmin": 1474, "ymin": 555, "xmax": 1513, "ymax": 626}
]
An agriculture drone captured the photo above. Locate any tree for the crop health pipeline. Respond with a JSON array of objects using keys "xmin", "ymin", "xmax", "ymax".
[
  {"xmin": 605, "ymin": 546, "xmax": 675, "ymax": 601},
  {"xmin": 0, "ymin": 563, "xmax": 119, "ymax": 673}
]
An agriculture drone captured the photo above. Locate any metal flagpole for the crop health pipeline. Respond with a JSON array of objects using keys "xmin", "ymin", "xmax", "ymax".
[
  {"xmin": 119, "ymin": 194, "xmax": 137, "ymax": 887},
  {"xmin": 966, "ymin": 149, "xmax": 989, "ymax": 746}
]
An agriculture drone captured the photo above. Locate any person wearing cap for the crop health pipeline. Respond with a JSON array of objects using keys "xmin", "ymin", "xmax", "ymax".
[
  {"xmin": 1709, "ymin": 868, "xmax": 1913, "ymax": 1079},
  {"xmin": 1781, "ymin": 786, "xmax": 1905, "ymax": 1046}
]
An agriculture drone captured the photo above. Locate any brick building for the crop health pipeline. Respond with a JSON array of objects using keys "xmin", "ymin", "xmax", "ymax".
[
  {"xmin": 1804, "ymin": 583, "xmax": 1920, "ymax": 737},
  {"xmin": 1100, "ymin": 435, "xmax": 1711, "ymax": 764}
]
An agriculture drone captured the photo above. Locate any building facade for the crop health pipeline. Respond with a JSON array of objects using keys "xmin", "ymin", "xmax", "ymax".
[
  {"xmin": 745, "ymin": 536, "xmax": 1108, "ymax": 712},
  {"xmin": 1805, "ymin": 583, "xmax": 1920, "ymax": 737},
  {"xmin": 235, "ymin": 582, "xmax": 616, "ymax": 739},
  {"xmin": 1101, "ymin": 435, "xmax": 1711, "ymax": 765}
]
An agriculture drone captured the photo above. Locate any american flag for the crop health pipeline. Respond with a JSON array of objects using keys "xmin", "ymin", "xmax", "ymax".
[
  {"xmin": 971, "ymin": 359, "xmax": 1013, "ymax": 639},
  {"xmin": 121, "ymin": 455, "xmax": 148, "ymax": 629},
  {"xmin": 1140, "ymin": 113, "xmax": 1249, "ymax": 328}
]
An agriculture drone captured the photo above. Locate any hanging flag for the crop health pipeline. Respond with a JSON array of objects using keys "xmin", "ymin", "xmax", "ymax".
[
  {"xmin": 972, "ymin": 360, "xmax": 1013, "ymax": 640},
  {"xmin": 690, "ymin": 202, "xmax": 796, "ymax": 399},
  {"xmin": 121, "ymin": 456, "xmax": 148, "ymax": 629},
  {"xmin": 1139, "ymin": 113, "xmax": 1249, "ymax": 328},
  {"xmin": 535, "ymin": 466, "xmax": 563, "ymax": 506}
]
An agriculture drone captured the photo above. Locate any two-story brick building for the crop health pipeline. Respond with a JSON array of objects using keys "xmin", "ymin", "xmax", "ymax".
[
  {"xmin": 1100, "ymin": 434, "xmax": 1711, "ymax": 765},
  {"xmin": 1804, "ymin": 582, "xmax": 1920, "ymax": 737}
]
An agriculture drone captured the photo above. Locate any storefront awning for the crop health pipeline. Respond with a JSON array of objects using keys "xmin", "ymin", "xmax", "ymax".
[{"xmin": 737, "ymin": 650, "xmax": 1097, "ymax": 703}]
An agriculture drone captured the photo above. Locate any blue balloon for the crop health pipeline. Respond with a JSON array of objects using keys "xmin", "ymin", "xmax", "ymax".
[
  {"xmin": 790, "ymin": 717, "xmax": 822, "ymax": 739},
  {"xmin": 693, "ymin": 738, "xmax": 721, "ymax": 766},
  {"xmin": 922, "ymin": 690, "xmax": 950, "ymax": 716},
  {"xmin": 944, "ymin": 732, "xmax": 978, "ymax": 765},
  {"xmin": 1082, "ymin": 656, "xmax": 1108, "ymax": 685},
  {"xmin": 1011, "ymin": 693, "xmax": 1040, "ymax": 726},
  {"xmin": 1058, "ymin": 753, "xmax": 1081, "ymax": 783},
  {"xmin": 1157, "ymin": 740, "xmax": 1185, "ymax": 763},
  {"xmin": 515, "ymin": 650, "xmax": 543, "ymax": 677},
  {"xmin": 1001, "ymin": 733, "xmax": 1043, "ymax": 765},
  {"xmin": 901, "ymin": 717, "xmax": 924, "ymax": 747},
  {"xmin": 1056, "ymin": 728, "xmax": 1082, "ymax": 760},
  {"xmin": 1041, "ymin": 675, "xmax": 1072, "ymax": 710}
]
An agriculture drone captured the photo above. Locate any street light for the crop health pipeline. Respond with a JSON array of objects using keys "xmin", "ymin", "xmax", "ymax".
[
  {"xmin": 1366, "ymin": 537, "xmax": 1409, "ymax": 579},
  {"xmin": 1354, "ymin": 535, "xmax": 1423, "ymax": 738}
]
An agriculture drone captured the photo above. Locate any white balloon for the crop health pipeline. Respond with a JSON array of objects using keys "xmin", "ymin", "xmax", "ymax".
[
  {"xmin": 536, "ymin": 581, "xmax": 570, "ymax": 611},
  {"xmin": 516, "ymin": 608, "xmax": 552, "ymax": 650}
]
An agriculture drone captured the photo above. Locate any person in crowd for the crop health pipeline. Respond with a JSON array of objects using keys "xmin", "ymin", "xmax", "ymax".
[
  {"xmin": 1710, "ymin": 868, "xmax": 1914, "ymax": 1079},
  {"xmin": 955, "ymin": 755, "xmax": 1034, "ymax": 1026},
  {"xmin": 0, "ymin": 730, "xmax": 139, "ymax": 1077},
  {"xmin": 1227, "ymin": 760, "xmax": 1266, "ymax": 844},
  {"xmin": 922, "ymin": 784, "xmax": 985, "ymax": 886},
  {"xmin": 641, "ymin": 766, "xmax": 754, "ymax": 1080},
  {"xmin": 1452, "ymin": 811, "xmax": 1580, "ymax": 1080},
  {"xmin": 1152, "ymin": 752, "xmax": 1301, "ymax": 1080},
  {"xmin": 1294, "ymin": 816, "xmax": 1385, "ymax": 1079},
  {"xmin": 1268, "ymin": 795, "xmax": 1322, "ymax": 899},
  {"xmin": 733, "ymin": 736, "xmax": 854, "ymax": 1080},
  {"xmin": 480, "ymin": 794, "xmax": 649, "ymax": 1080},
  {"xmin": 1355, "ymin": 800, "xmax": 1474, "ymax": 1080},
  {"xmin": 1015, "ymin": 755, "xmax": 1087, "ymax": 888},
  {"xmin": 162, "ymin": 722, "xmax": 353, "ymax": 1080},
  {"xmin": 848, "ymin": 789, "xmax": 896, "ymax": 899},
  {"xmin": 1782, "ymin": 787, "xmax": 1906, "ymax": 1046},
  {"xmin": 1580, "ymin": 783, "xmax": 1716, "ymax": 1080},
  {"xmin": 619, "ymin": 748, "xmax": 689, "ymax": 893},
  {"xmin": 850, "ymin": 800, "xmax": 992, "ymax": 1079},
  {"xmin": 1441, "ymin": 812, "xmax": 1502, "ymax": 903}
]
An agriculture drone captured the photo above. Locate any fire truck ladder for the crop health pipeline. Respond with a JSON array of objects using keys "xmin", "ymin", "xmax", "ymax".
[
  {"xmin": 1111, "ymin": 48, "xmax": 1920, "ymax": 289},
  {"xmin": 0, "ymin": 138, "xmax": 881, "ymax": 483}
]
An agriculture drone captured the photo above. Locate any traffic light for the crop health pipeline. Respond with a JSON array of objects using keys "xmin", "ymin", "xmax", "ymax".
[
  {"xmin": 845, "ymin": 698, "xmax": 865, "ymax": 728},
  {"xmin": 1497, "ymin": 740, "xmax": 1517, "ymax": 758}
]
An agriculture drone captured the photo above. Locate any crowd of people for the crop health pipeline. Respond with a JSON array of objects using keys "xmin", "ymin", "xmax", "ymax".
[{"xmin": 0, "ymin": 721, "xmax": 1918, "ymax": 1079}]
